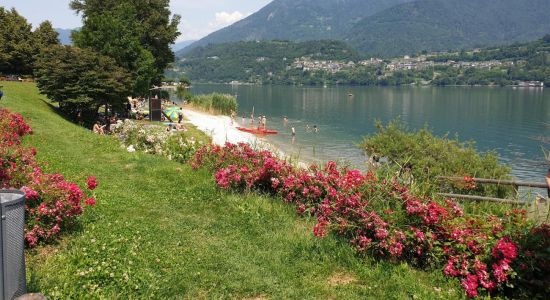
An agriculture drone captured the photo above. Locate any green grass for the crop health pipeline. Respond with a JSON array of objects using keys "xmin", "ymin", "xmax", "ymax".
[{"xmin": 1, "ymin": 82, "xmax": 463, "ymax": 299}]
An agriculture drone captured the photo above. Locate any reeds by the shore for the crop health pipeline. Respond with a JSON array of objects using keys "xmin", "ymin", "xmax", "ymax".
[{"xmin": 189, "ymin": 93, "xmax": 237, "ymax": 115}]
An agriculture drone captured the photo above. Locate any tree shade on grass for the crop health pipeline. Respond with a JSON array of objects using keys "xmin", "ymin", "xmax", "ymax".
[
  {"xmin": 34, "ymin": 45, "xmax": 132, "ymax": 123},
  {"xmin": 1, "ymin": 82, "xmax": 462, "ymax": 299}
]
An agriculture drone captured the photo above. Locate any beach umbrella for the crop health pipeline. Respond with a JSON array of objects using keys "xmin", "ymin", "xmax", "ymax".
[{"xmin": 164, "ymin": 106, "xmax": 181, "ymax": 120}]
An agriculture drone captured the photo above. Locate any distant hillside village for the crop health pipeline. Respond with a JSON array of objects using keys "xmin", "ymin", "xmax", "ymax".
[{"xmin": 290, "ymin": 54, "xmax": 544, "ymax": 87}]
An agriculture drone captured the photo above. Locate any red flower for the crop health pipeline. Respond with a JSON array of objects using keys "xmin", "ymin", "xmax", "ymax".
[
  {"xmin": 84, "ymin": 197, "xmax": 96, "ymax": 206},
  {"xmin": 87, "ymin": 176, "xmax": 98, "ymax": 190},
  {"xmin": 492, "ymin": 237, "xmax": 517, "ymax": 261},
  {"xmin": 461, "ymin": 274, "xmax": 479, "ymax": 298}
]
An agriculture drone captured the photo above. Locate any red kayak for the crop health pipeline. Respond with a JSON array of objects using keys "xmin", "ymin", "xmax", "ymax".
[{"xmin": 237, "ymin": 127, "xmax": 278, "ymax": 135}]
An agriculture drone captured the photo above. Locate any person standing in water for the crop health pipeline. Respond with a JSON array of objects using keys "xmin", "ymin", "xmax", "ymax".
[
  {"xmin": 313, "ymin": 125, "xmax": 319, "ymax": 133},
  {"xmin": 262, "ymin": 116, "xmax": 267, "ymax": 129},
  {"xmin": 230, "ymin": 110, "xmax": 236, "ymax": 125},
  {"xmin": 283, "ymin": 116, "xmax": 288, "ymax": 127}
]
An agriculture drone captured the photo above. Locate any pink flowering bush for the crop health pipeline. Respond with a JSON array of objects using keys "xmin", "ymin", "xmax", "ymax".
[
  {"xmin": 1, "ymin": 109, "xmax": 96, "ymax": 247},
  {"xmin": 191, "ymin": 142, "xmax": 550, "ymax": 298}
]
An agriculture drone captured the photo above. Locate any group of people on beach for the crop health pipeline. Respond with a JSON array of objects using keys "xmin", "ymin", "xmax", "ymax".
[{"xmin": 93, "ymin": 115, "xmax": 122, "ymax": 135}]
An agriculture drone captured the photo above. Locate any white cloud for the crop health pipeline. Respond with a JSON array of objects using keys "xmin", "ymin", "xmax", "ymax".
[
  {"xmin": 178, "ymin": 10, "xmax": 249, "ymax": 42},
  {"xmin": 209, "ymin": 11, "xmax": 245, "ymax": 29}
]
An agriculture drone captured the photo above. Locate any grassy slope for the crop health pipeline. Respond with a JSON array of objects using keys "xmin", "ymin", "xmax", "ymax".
[{"xmin": 0, "ymin": 82, "xmax": 462, "ymax": 299}]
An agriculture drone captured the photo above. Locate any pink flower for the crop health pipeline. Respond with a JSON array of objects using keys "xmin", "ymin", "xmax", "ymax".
[
  {"xmin": 21, "ymin": 186, "xmax": 39, "ymax": 201},
  {"xmin": 374, "ymin": 227, "xmax": 389, "ymax": 240},
  {"xmin": 492, "ymin": 260, "xmax": 512, "ymax": 284},
  {"xmin": 444, "ymin": 257, "xmax": 461, "ymax": 277},
  {"xmin": 492, "ymin": 237, "xmax": 517, "ymax": 261},
  {"xmin": 87, "ymin": 176, "xmax": 98, "ymax": 190},
  {"xmin": 461, "ymin": 274, "xmax": 479, "ymax": 298},
  {"xmin": 313, "ymin": 220, "xmax": 329, "ymax": 237},
  {"xmin": 84, "ymin": 198, "xmax": 96, "ymax": 206}
]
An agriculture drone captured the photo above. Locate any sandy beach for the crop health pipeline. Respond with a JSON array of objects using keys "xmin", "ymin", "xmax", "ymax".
[
  {"xmin": 182, "ymin": 107, "xmax": 260, "ymax": 146},
  {"xmin": 182, "ymin": 107, "xmax": 307, "ymax": 167}
]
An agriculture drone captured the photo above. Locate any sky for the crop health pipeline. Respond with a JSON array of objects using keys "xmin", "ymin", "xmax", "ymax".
[{"xmin": 2, "ymin": 0, "xmax": 272, "ymax": 42}]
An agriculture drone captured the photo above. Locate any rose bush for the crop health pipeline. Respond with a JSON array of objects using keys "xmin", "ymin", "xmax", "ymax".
[
  {"xmin": 191, "ymin": 142, "xmax": 550, "ymax": 298},
  {"xmin": 1, "ymin": 109, "xmax": 96, "ymax": 247}
]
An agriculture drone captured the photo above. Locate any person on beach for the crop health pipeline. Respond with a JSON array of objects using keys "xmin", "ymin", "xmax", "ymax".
[
  {"xmin": 178, "ymin": 111, "xmax": 184, "ymax": 124},
  {"xmin": 175, "ymin": 123, "xmax": 186, "ymax": 132},
  {"xmin": 230, "ymin": 110, "xmax": 236, "ymax": 125},
  {"xmin": 92, "ymin": 121, "xmax": 105, "ymax": 135},
  {"xmin": 262, "ymin": 116, "xmax": 267, "ymax": 129},
  {"xmin": 399, "ymin": 163, "xmax": 414, "ymax": 186},
  {"xmin": 291, "ymin": 127, "xmax": 296, "ymax": 136},
  {"xmin": 368, "ymin": 155, "xmax": 381, "ymax": 169},
  {"xmin": 546, "ymin": 167, "xmax": 550, "ymax": 198},
  {"xmin": 250, "ymin": 112, "xmax": 254, "ymax": 124}
]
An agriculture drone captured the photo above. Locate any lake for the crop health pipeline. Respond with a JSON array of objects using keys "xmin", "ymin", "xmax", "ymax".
[{"xmin": 186, "ymin": 85, "xmax": 550, "ymax": 182}]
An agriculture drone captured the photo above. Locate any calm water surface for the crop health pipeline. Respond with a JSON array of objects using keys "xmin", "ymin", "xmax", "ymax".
[{"xmin": 186, "ymin": 85, "xmax": 550, "ymax": 182}]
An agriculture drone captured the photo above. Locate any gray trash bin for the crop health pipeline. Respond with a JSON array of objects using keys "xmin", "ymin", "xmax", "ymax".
[{"xmin": 0, "ymin": 190, "xmax": 27, "ymax": 300}]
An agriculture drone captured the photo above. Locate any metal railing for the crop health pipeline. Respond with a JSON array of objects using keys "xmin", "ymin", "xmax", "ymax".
[{"xmin": 436, "ymin": 176, "xmax": 549, "ymax": 205}]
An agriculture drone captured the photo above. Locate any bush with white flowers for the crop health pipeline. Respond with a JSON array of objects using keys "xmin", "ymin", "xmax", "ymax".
[{"xmin": 112, "ymin": 120, "xmax": 203, "ymax": 163}]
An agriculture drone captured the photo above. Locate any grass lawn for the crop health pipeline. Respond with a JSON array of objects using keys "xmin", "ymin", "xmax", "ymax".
[{"xmin": 1, "ymin": 82, "xmax": 463, "ymax": 299}]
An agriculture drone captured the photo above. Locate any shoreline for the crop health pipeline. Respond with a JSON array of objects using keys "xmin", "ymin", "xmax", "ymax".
[{"xmin": 181, "ymin": 106, "xmax": 308, "ymax": 168}]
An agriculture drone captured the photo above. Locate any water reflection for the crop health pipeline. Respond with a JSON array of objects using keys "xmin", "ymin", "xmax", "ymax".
[{"xmin": 184, "ymin": 85, "xmax": 550, "ymax": 181}]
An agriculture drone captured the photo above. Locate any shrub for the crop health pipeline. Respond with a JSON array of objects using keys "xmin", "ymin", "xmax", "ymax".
[
  {"xmin": 111, "ymin": 119, "xmax": 204, "ymax": 163},
  {"xmin": 361, "ymin": 119, "xmax": 513, "ymax": 197},
  {"xmin": 190, "ymin": 142, "xmax": 549, "ymax": 298},
  {"xmin": 188, "ymin": 93, "xmax": 237, "ymax": 115},
  {"xmin": 0, "ymin": 108, "xmax": 96, "ymax": 247}
]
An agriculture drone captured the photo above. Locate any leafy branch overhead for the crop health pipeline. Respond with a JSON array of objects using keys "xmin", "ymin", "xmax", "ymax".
[{"xmin": 70, "ymin": 0, "xmax": 181, "ymax": 96}]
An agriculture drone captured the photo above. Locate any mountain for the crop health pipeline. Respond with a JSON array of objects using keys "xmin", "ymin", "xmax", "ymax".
[
  {"xmin": 183, "ymin": 0, "xmax": 550, "ymax": 57},
  {"xmin": 55, "ymin": 28, "xmax": 74, "ymax": 45},
  {"xmin": 183, "ymin": 0, "xmax": 413, "ymax": 53},
  {"xmin": 347, "ymin": 0, "xmax": 550, "ymax": 57},
  {"xmin": 177, "ymin": 40, "xmax": 359, "ymax": 83},
  {"xmin": 172, "ymin": 40, "xmax": 196, "ymax": 53}
]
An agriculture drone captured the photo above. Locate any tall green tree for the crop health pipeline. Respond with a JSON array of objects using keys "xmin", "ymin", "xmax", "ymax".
[
  {"xmin": 34, "ymin": 45, "xmax": 132, "ymax": 122},
  {"xmin": 0, "ymin": 7, "xmax": 34, "ymax": 74},
  {"xmin": 32, "ymin": 21, "xmax": 60, "ymax": 52},
  {"xmin": 69, "ymin": 0, "xmax": 181, "ymax": 95}
]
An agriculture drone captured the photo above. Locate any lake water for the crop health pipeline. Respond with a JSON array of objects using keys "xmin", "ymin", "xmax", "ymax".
[{"xmin": 185, "ymin": 85, "xmax": 550, "ymax": 182}]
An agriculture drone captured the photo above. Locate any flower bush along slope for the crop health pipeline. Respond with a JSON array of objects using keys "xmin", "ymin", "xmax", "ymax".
[
  {"xmin": 0, "ymin": 108, "xmax": 96, "ymax": 247},
  {"xmin": 111, "ymin": 119, "xmax": 204, "ymax": 163},
  {"xmin": 191, "ymin": 142, "xmax": 550, "ymax": 298}
]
